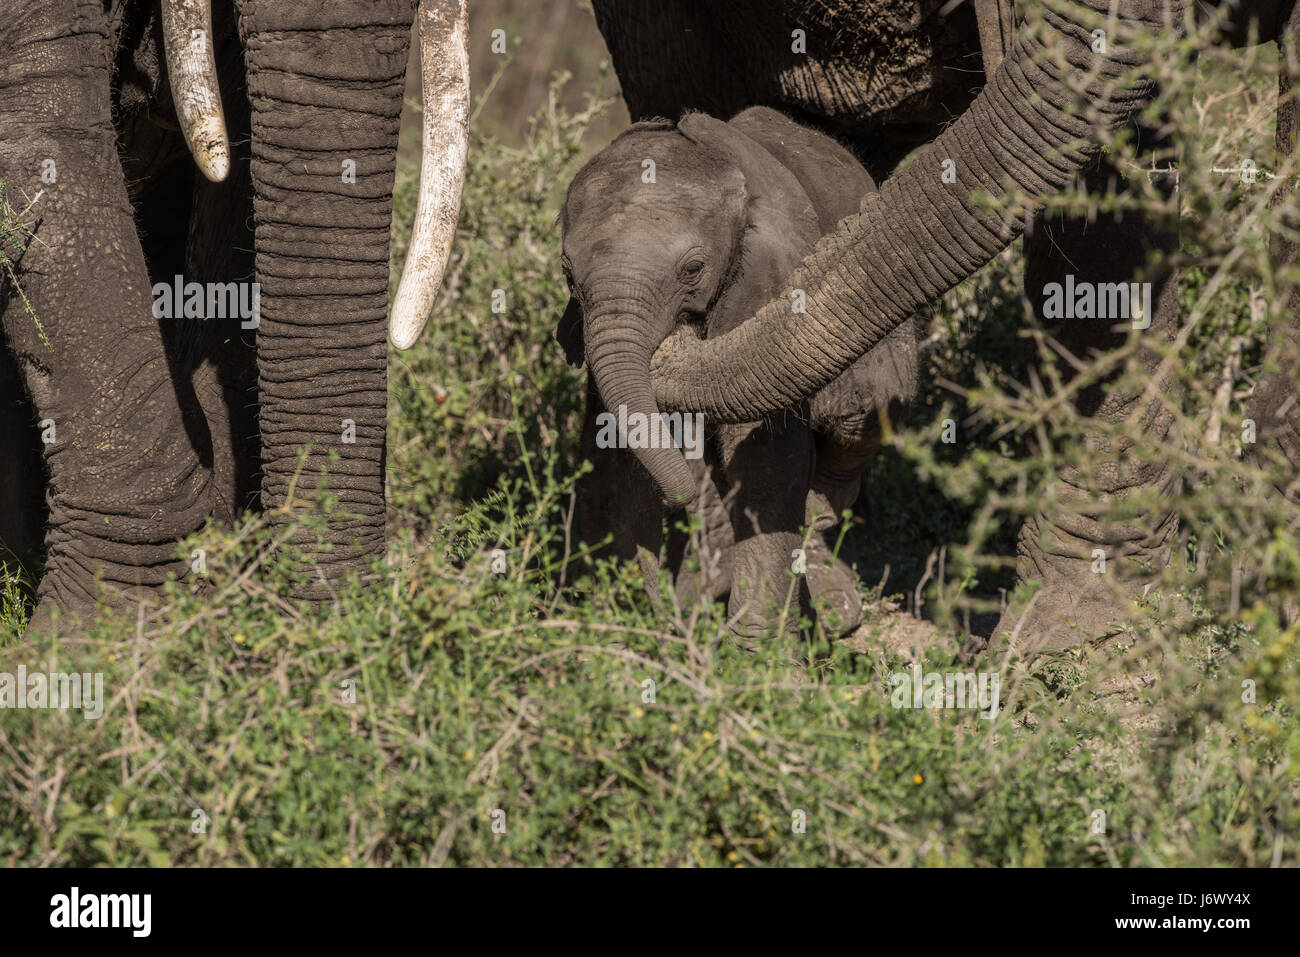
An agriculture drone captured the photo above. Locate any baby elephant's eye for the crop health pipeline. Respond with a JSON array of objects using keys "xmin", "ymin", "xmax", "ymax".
[{"xmin": 679, "ymin": 260, "xmax": 705, "ymax": 282}]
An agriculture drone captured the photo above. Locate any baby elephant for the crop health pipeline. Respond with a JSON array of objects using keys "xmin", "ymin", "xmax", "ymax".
[{"xmin": 556, "ymin": 106, "xmax": 917, "ymax": 637}]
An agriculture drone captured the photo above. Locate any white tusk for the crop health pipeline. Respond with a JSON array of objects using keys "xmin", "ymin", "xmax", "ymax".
[
  {"xmin": 389, "ymin": 0, "xmax": 470, "ymax": 351},
  {"xmin": 161, "ymin": 0, "xmax": 229, "ymax": 183}
]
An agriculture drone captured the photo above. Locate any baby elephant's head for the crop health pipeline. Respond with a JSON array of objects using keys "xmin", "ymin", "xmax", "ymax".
[{"xmin": 556, "ymin": 112, "xmax": 821, "ymax": 507}]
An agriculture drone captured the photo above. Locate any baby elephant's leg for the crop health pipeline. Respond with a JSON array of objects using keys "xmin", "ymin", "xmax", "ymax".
[
  {"xmin": 802, "ymin": 395, "xmax": 882, "ymax": 638},
  {"xmin": 804, "ymin": 481, "xmax": 867, "ymax": 636},
  {"xmin": 714, "ymin": 417, "xmax": 812, "ymax": 638},
  {"xmin": 668, "ymin": 451, "xmax": 734, "ymax": 605},
  {"xmin": 804, "ymin": 319, "xmax": 919, "ymax": 635},
  {"xmin": 575, "ymin": 382, "xmax": 666, "ymax": 600},
  {"xmin": 804, "ymin": 418, "xmax": 879, "ymax": 636}
]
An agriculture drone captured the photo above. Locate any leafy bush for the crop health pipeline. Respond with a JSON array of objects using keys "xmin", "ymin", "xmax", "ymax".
[{"xmin": 1, "ymin": 482, "xmax": 1294, "ymax": 866}]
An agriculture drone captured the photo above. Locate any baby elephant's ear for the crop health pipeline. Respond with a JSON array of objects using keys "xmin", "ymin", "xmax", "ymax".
[
  {"xmin": 554, "ymin": 296, "xmax": 585, "ymax": 367},
  {"xmin": 677, "ymin": 112, "xmax": 820, "ymax": 254},
  {"xmin": 677, "ymin": 112, "xmax": 822, "ymax": 338}
]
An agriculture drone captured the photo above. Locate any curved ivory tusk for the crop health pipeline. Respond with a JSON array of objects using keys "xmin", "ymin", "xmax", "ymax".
[
  {"xmin": 389, "ymin": 0, "xmax": 470, "ymax": 351},
  {"xmin": 162, "ymin": 0, "xmax": 229, "ymax": 183}
]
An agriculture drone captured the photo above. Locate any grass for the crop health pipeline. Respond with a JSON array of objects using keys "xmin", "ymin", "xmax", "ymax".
[
  {"xmin": 1, "ymin": 16, "xmax": 1298, "ymax": 866},
  {"xmin": 1, "ymin": 490, "xmax": 1294, "ymax": 866}
]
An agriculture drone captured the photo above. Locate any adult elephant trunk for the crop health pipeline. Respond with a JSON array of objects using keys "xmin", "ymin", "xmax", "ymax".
[
  {"xmin": 237, "ymin": 0, "xmax": 465, "ymax": 597},
  {"xmin": 651, "ymin": 0, "xmax": 1184, "ymax": 421},
  {"xmin": 584, "ymin": 280, "xmax": 697, "ymax": 507}
]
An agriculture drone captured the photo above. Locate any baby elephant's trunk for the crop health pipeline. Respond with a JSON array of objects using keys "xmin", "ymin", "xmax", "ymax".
[{"xmin": 583, "ymin": 293, "xmax": 697, "ymax": 508}]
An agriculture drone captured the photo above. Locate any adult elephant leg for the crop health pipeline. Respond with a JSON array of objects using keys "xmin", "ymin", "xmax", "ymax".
[
  {"xmin": 993, "ymin": 152, "xmax": 1181, "ymax": 652},
  {"xmin": 1246, "ymin": 2, "xmax": 1300, "ymax": 476},
  {"xmin": 237, "ymin": 0, "xmax": 414, "ymax": 598},
  {"xmin": 0, "ymin": 0, "xmax": 213, "ymax": 631}
]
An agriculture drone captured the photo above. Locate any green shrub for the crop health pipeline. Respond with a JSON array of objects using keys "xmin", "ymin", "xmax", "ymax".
[{"xmin": 1, "ymin": 478, "xmax": 1294, "ymax": 866}]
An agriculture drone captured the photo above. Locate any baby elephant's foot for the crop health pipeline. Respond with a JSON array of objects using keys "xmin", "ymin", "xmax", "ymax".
[
  {"xmin": 804, "ymin": 539, "xmax": 863, "ymax": 636},
  {"xmin": 727, "ymin": 579, "xmax": 803, "ymax": 640},
  {"xmin": 727, "ymin": 535, "xmax": 804, "ymax": 639}
]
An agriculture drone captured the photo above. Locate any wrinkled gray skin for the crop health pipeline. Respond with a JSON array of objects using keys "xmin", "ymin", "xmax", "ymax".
[
  {"xmin": 557, "ymin": 108, "xmax": 918, "ymax": 637},
  {"xmin": 591, "ymin": 0, "xmax": 1299, "ymax": 651},
  {"xmin": 0, "ymin": 0, "xmax": 424, "ymax": 633}
]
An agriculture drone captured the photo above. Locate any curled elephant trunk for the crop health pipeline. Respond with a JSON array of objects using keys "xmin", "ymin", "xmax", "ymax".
[
  {"xmin": 650, "ymin": 0, "xmax": 1182, "ymax": 422},
  {"xmin": 584, "ymin": 295, "xmax": 698, "ymax": 508}
]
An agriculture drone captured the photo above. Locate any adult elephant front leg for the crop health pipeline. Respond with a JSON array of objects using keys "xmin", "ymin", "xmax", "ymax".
[
  {"xmin": 237, "ymin": 0, "xmax": 465, "ymax": 598},
  {"xmin": 1246, "ymin": 2, "xmax": 1300, "ymax": 479},
  {"xmin": 0, "ymin": 0, "xmax": 214, "ymax": 632},
  {"xmin": 992, "ymin": 150, "xmax": 1181, "ymax": 653}
]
